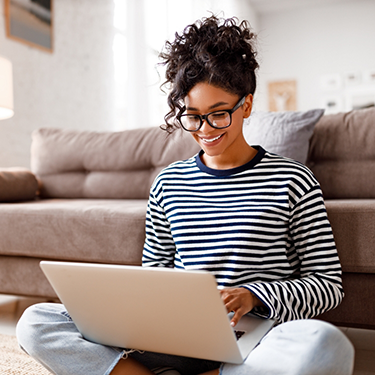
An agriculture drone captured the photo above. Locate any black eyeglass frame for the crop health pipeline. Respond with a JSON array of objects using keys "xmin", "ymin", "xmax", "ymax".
[{"xmin": 177, "ymin": 95, "xmax": 247, "ymax": 132}]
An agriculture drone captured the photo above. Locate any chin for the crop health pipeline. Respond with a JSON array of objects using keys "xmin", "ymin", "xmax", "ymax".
[{"xmin": 201, "ymin": 148, "xmax": 224, "ymax": 158}]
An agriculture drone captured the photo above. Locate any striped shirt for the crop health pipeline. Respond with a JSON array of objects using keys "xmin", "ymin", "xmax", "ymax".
[{"xmin": 142, "ymin": 146, "xmax": 344, "ymax": 323}]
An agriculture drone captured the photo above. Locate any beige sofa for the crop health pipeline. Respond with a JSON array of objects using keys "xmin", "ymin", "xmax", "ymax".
[{"xmin": 0, "ymin": 107, "xmax": 374, "ymax": 329}]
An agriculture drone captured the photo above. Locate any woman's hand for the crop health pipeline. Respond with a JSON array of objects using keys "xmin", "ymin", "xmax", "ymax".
[{"xmin": 219, "ymin": 287, "xmax": 264, "ymax": 327}]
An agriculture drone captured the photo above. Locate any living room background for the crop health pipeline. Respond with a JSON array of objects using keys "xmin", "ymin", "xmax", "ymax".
[{"xmin": 0, "ymin": 0, "xmax": 374, "ymax": 169}]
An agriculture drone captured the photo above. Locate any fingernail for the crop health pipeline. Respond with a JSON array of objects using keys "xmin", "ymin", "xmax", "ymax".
[{"xmin": 230, "ymin": 321, "xmax": 235, "ymax": 327}]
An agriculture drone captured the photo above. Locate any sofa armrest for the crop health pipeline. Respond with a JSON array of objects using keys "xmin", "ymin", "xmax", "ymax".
[{"xmin": 0, "ymin": 168, "xmax": 39, "ymax": 202}]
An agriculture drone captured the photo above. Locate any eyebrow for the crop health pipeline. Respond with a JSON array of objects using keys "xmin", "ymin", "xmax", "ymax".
[{"xmin": 186, "ymin": 101, "xmax": 230, "ymax": 112}]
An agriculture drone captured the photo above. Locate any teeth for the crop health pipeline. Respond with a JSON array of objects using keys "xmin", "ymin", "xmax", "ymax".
[{"xmin": 203, "ymin": 134, "xmax": 223, "ymax": 143}]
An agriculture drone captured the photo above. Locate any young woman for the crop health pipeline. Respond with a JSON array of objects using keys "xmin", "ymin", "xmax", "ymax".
[{"xmin": 17, "ymin": 16, "xmax": 354, "ymax": 375}]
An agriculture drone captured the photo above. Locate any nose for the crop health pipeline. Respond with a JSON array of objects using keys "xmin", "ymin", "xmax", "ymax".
[{"xmin": 199, "ymin": 118, "xmax": 213, "ymax": 133}]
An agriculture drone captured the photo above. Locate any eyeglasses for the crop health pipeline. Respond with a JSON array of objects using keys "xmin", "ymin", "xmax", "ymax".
[{"xmin": 177, "ymin": 96, "xmax": 246, "ymax": 132}]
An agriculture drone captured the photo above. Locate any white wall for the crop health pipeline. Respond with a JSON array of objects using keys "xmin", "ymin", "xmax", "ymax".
[
  {"xmin": 254, "ymin": 0, "xmax": 375, "ymax": 112},
  {"xmin": 0, "ymin": 0, "xmax": 116, "ymax": 168}
]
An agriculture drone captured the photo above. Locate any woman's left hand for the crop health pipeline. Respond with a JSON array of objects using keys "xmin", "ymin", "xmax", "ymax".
[{"xmin": 219, "ymin": 287, "xmax": 263, "ymax": 327}]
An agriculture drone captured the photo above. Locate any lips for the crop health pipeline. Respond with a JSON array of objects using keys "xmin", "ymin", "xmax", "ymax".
[{"xmin": 199, "ymin": 133, "xmax": 225, "ymax": 144}]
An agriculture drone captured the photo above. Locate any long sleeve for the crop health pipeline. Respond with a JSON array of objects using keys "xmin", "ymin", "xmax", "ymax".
[
  {"xmin": 142, "ymin": 188, "xmax": 176, "ymax": 268},
  {"xmin": 244, "ymin": 185, "xmax": 343, "ymax": 323}
]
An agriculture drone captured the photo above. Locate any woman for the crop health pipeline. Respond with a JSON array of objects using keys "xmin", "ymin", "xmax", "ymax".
[{"xmin": 17, "ymin": 16, "xmax": 354, "ymax": 375}]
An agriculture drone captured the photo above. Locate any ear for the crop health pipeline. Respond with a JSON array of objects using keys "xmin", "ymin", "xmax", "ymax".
[{"xmin": 243, "ymin": 94, "xmax": 253, "ymax": 119}]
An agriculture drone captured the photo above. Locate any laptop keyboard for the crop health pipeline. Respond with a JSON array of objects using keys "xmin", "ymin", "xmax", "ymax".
[{"xmin": 235, "ymin": 330, "xmax": 245, "ymax": 340}]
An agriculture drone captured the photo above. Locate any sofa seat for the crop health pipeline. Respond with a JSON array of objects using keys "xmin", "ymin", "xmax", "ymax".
[
  {"xmin": 4, "ymin": 198, "xmax": 373, "ymax": 272},
  {"xmin": 2, "ymin": 196, "xmax": 374, "ymax": 309},
  {"xmin": 317, "ymin": 199, "xmax": 375, "ymax": 329},
  {"xmin": 0, "ymin": 199, "xmax": 147, "ymax": 265},
  {"xmin": 326, "ymin": 199, "xmax": 375, "ymax": 274}
]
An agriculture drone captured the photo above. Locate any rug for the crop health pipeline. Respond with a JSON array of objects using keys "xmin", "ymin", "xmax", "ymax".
[{"xmin": 0, "ymin": 334, "xmax": 52, "ymax": 374}]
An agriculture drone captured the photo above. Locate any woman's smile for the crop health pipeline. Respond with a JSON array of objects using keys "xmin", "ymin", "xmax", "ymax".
[{"xmin": 197, "ymin": 132, "xmax": 225, "ymax": 144}]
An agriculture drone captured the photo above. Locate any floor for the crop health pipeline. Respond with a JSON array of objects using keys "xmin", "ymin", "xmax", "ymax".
[{"xmin": 1, "ymin": 295, "xmax": 374, "ymax": 374}]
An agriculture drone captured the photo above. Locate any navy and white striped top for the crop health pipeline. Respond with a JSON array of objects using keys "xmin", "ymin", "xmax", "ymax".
[{"xmin": 142, "ymin": 146, "xmax": 344, "ymax": 323}]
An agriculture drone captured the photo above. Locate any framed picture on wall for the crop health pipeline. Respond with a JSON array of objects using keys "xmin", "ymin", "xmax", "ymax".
[
  {"xmin": 268, "ymin": 80, "xmax": 297, "ymax": 112},
  {"xmin": 4, "ymin": 0, "xmax": 53, "ymax": 53},
  {"xmin": 345, "ymin": 88, "xmax": 375, "ymax": 111},
  {"xmin": 321, "ymin": 95, "xmax": 343, "ymax": 115}
]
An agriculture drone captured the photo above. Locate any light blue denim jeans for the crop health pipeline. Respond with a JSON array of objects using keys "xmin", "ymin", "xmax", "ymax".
[{"xmin": 16, "ymin": 303, "xmax": 355, "ymax": 375}]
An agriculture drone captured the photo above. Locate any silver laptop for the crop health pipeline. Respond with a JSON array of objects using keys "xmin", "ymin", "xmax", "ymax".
[{"xmin": 40, "ymin": 261, "xmax": 275, "ymax": 364}]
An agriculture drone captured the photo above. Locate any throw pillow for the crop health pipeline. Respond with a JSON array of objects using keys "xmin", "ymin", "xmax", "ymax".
[
  {"xmin": 0, "ymin": 168, "xmax": 39, "ymax": 202},
  {"xmin": 243, "ymin": 109, "xmax": 325, "ymax": 164}
]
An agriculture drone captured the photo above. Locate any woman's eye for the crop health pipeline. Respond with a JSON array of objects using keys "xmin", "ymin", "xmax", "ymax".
[
  {"xmin": 187, "ymin": 115, "xmax": 200, "ymax": 122},
  {"xmin": 211, "ymin": 112, "xmax": 227, "ymax": 119}
]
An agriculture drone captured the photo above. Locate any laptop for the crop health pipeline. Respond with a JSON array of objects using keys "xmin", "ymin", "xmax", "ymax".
[{"xmin": 40, "ymin": 261, "xmax": 275, "ymax": 364}]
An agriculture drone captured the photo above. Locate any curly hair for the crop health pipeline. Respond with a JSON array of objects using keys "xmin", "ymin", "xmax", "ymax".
[{"xmin": 159, "ymin": 15, "xmax": 259, "ymax": 133}]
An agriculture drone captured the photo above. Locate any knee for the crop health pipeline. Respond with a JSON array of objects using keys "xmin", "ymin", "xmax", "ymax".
[
  {"xmin": 282, "ymin": 319, "xmax": 355, "ymax": 375},
  {"xmin": 305, "ymin": 320, "xmax": 354, "ymax": 355},
  {"xmin": 313, "ymin": 320, "xmax": 355, "ymax": 367},
  {"xmin": 16, "ymin": 303, "xmax": 63, "ymax": 356}
]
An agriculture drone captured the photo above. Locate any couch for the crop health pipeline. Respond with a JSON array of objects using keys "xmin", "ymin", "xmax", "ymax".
[{"xmin": 0, "ymin": 107, "xmax": 374, "ymax": 329}]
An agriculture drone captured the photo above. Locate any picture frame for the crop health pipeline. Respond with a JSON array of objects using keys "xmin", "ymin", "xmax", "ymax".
[
  {"xmin": 4, "ymin": 0, "xmax": 53, "ymax": 53},
  {"xmin": 321, "ymin": 95, "xmax": 343, "ymax": 115},
  {"xmin": 268, "ymin": 80, "xmax": 297, "ymax": 112},
  {"xmin": 344, "ymin": 71, "xmax": 361, "ymax": 87},
  {"xmin": 345, "ymin": 88, "xmax": 375, "ymax": 111}
]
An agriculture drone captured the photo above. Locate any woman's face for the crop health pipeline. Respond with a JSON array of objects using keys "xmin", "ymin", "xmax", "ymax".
[{"xmin": 183, "ymin": 82, "xmax": 253, "ymax": 169}]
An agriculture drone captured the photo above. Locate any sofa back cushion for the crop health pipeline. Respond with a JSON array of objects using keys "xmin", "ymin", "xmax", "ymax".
[
  {"xmin": 31, "ymin": 127, "xmax": 200, "ymax": 199},
  {"xmin": 306, "ymin": 107, "xmax": 375, "ymax": 199}
]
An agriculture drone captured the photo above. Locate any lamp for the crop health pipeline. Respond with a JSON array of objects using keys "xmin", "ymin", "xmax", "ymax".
[{"xmin": 0, "ymin": 56, "xmax": 14, "ymax": 120}]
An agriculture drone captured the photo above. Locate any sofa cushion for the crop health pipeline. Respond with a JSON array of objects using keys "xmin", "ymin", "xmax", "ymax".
[
  {"xmin": 0, "ymin": 256, "xmax": 57, "ymax": 298},
  {"xmin": 243, "ymin": 109, "xmax": 324, "ymax": 164},
  {"xmin": 326, "ymin": 199, "xmax": 375, "ymax": 273},
  {"xmin": 0, "ymin": 199, "xmax": 148, "ymax": 265},
  {"xmin": 307, "ymin": 107, "xmax": 375, "ymax": 199},
  {"xmin": 0, "ymin": 168, "xmax": 39, "ymax": 202},
  {"xmin": 31, "ymin": 127, "xmax": 200, "ymax": 199},
  {"xmin": 318, "ymin": 272, "xmax": 375, "ymax": 329}
]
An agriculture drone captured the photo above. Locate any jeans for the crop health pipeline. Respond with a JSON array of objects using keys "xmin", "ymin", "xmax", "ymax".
[{"xmin": 16, "ymin": 303, "xmax": 355, "ymax": 375}]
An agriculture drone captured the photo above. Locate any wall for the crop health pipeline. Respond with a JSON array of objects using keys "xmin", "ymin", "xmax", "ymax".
[
  {"xmin": 0, "ymin": 0, "xmax": 115, "ymax": 168},
  {"xmin": 254, "ymin": 0, "xmax": 375, "ymax": 112}
]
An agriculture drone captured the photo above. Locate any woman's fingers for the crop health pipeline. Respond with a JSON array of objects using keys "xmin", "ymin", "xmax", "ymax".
[{"xmin": 219, "ymin": 287, "xmax": 254, "ymax": 327}]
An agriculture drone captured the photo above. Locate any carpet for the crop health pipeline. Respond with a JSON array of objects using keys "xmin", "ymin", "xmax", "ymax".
[{"xmin": 0, "ymin": 334, "xmax": 52, "ymax": 374}]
